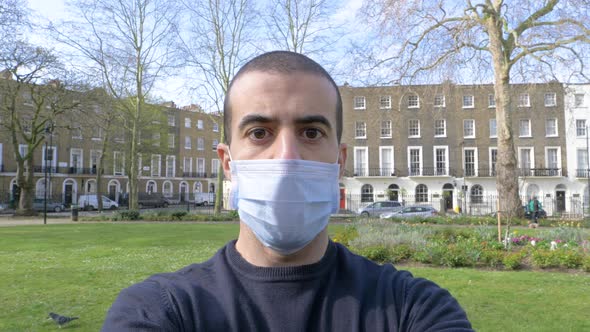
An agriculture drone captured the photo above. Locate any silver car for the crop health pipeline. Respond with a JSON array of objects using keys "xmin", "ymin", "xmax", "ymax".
[
  {"xmin": 380, "ymin": 206, "xmax": 438, "ymax": 219},
  {"xmin": 357, "ymin": 201, "xmax": 403, "ymax": 217}
]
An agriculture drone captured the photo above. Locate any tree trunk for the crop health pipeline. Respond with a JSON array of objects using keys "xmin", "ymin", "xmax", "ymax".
[
  {"xmin": 487, "ymin": 16, "xmax": 522, "ymax": 218},
  {"xmin": 96, "ymin": 153, "xmax": 105, "ymax": 212},
  {"xmin": 214, "ymin": 125, "xmax": 225, "ymax": 215},
  {"xmin": 15, "ymin": 157, "xmax": 35, "ymax": 216}
]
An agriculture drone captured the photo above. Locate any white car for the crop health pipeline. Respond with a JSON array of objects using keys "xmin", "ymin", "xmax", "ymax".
[
  {"xmin": 380, "ymin": 206, "xmax": 438, "ymax": 219},
  {"xmin": 78, "ymin": 195, "xmax": 119, "ymax": 210}
]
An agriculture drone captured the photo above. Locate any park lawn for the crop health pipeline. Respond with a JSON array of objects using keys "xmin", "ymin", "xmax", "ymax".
[{"xmin": 0, "ymin": 223, "xmax": 588, "ymax": 331}]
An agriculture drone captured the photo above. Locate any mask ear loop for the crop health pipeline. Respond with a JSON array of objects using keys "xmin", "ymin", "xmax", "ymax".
[{"xmin": 227, "ymin": 147, "xmax": 233, "ymax": 162}]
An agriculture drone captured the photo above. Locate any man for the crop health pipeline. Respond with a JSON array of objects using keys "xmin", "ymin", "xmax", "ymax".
[
  {"xmin": 529, "ymin": 196, "xmax": 542, "ymax": 226},
  {"xmin": 102, "ymin": 51, "xmax": 473, "ymax": 331}
]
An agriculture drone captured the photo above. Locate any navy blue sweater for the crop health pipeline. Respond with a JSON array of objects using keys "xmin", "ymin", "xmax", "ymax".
[{"xmin": 102, "ymin": 241, "xmax": 473, "ymax": 331}]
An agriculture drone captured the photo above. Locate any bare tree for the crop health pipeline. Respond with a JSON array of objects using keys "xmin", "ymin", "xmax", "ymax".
[
  {"xmin": 51, "ymin": 0, "xmax": 180, "ymax": 209},
  {"xmin": 179, "ymin": 0, "xmax": 256, "ymax": 214},
  {"xmin": 361, "ymin": 0, "xmax": 590, "ymax": 217},
  {"xmin": 0, "ymin": 42, "xmax": 84, "ymax": 215},
  {"xmin": 264, "ymin": 0, "xmax": 339, "ymax": 55}
]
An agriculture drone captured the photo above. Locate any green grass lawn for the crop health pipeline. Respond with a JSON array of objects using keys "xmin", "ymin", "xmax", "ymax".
[{"xmin": 1, "ymin": 222, "xmax": 588, "ymax": 331}]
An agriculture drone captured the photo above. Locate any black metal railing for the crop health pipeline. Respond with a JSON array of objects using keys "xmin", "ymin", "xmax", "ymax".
[
  {"xmin": 348, "ymin": 168, "xmax": 397, "ymax": 177},
  {"xmin": 518, "ymin": 168, "xmax": 564, "ymax": 177},
  {"xmin": 182, "ymin": 171, "xmax": 208, "ymax": 178}
]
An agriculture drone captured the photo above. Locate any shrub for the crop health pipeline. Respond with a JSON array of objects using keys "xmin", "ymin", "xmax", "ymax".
[
  {"xmin": 503, "ymin": 252, "xmax": 524, "ymax": 270},
  {"xmin": 583, "ymin": 256, "xmax": 590, "ymax": 272},
  {"xmin": 558, "ymin": 250, "xmax": 584, "ymax": 269},
  {"xmin": 115, "ymin": 210, "xmax": 141, "ymax": 221},
  {"xmin": 171, "ymin": 211, "xmax": 188, "ymax": 220},
  {"xmin": 332, "ymin": 226, "xmax": 358, "ymax": 247},
  {"xmin": 390, "ymin": 244, "xmax": 413, "ymax": 262},
  {"xmin": 531, "ymin": 250, "xmax": 560, "ymax": 269},
  {"xmin": 480, "ymin": 249, "xmax": 505, "ymax": 268},
  {"xmin": 356, "ymin": 245, "xmax": 392, "ymax": 263}
]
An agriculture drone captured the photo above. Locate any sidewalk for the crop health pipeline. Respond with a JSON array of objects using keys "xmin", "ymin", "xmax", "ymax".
[{"xmin": 0, "ymin": 216, "xmax": 75, "ymax": 227}]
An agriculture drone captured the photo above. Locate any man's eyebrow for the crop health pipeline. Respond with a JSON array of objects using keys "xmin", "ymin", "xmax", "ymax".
[
  {"xmin": 295, "ymin": 115, "xmax": 332, "ymax": 129},
  {"xmin": 238, "ymin": 114, "xmax": 276, "ymax": 131}
]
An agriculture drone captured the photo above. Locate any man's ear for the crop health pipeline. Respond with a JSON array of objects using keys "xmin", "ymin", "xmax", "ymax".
[
  {"xmin": 338, "ymin": 143, "xmax": 347, "ymax": 179},
  {"xmin": 217, "ymin": 143, "xmax": 232, "ymax": 181}
]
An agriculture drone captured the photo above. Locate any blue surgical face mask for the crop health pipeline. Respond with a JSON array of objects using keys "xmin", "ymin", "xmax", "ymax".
[{"xmin": 229, "ymin": 152, "xmax": 340, "ymax": 255}]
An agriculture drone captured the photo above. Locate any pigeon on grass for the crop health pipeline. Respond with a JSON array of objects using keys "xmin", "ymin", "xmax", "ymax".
[{"xmin": 48, "ymin": 312, "xmax": 79, "ymax": 328}]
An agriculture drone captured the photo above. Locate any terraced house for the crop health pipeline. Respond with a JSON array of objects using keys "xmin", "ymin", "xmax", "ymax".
[{"xmin": 338, "ymin": 81, "xmax": 587, "ymax": 216}]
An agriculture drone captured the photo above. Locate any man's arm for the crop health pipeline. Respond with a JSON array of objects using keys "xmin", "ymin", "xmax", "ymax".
[{"xmin": 101, "ymin": 280, "xmax": 179, "ymax": 331}]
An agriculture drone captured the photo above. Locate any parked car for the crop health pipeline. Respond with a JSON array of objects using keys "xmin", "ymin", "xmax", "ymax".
[
  {"xmin": 138, "ymin": 193, "xmax": 171, "ymax": 209},
  {"xmin": 357, "ymin": 201, "xmax": 403, "ymax": 217},
  {"xmin": 32, "ymin": 199, "xmax": 66, "ymax": 212},
  {"xmin": 194, "ymin": 192, "xmax": 215, "ymax": 206},
  {"xmin": 380, "ymin": 205, "xmax": 438, "ymax": 219},
  {"xmin": 78, "ymin": 195, "xmax": 119, "ymax": 210}
]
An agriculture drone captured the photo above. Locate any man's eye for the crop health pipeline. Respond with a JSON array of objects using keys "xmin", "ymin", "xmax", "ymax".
[
  {"xmin": 249, "ymin": 128, "xmax": 268, "ymax": 140},
  {"xmin": 303, "ymin": 128, "xmax": 323, "ymax": 139}
]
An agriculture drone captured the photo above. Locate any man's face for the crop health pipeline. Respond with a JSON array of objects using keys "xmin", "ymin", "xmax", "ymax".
[{"xmin": 218, "ymin": 71, "xmax": 346, "ymax": 177}]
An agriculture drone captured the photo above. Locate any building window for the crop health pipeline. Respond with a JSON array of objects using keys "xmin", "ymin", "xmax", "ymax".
[
  {"xmin": 168, "ymin": 115, "xmax": 175, "ymax": 126},
  {"xmin": 212, "ymin": 122, "xmax": 219, "ymax": 132},
  {"xmin": 353, "ymin": 147, "xmax": 368, "ymax": 176},
  {"xmin": 415, "ymin": 184, "xmax": 428, "ymax": 203},
  {"xmin": 470, "ymin": 185, "xmax": 483, "ymax": 204},
  {"xmin": 463, "ymin": 148, "xmax": 477, "ymax": 177},
  {"xmin": 197, "ymin": 137, "xmax": 204, "ymax": 150},
  {"xmin": 463, "ymin": 119, "xmax": 475, "ymax": 138},
  {"xmin": 162, "ymin": 181, "xmax": 173, "ymax": 198},
  {"xmin": 518, "ymin": 147, "xmax": 534, "ymax": 170},
  {"xmin": 434, "ymin": 146, "xmax": 448, "ymax": 176},
  {"xmin": 166, "ymin": 155, "xmax": 176, "ymax": 177},
  {"xmin": 184, "ymin": 136, "xmax": 191, "ymax": 149},
  {"xmin": 92, "ymin": 127, "xmax": 103, "ymax": 140},
  {"xmin": 462, "ymin": 95, "xmax": 474, "ymax": 108},
  {"xmin": 408, "ymin": 95, "xmax": 420, "ymax": 108},
  {"xmin": 380, "ymin": 95, "xmax": 391, "ymax": 109},
  {"xmin": 71, "ymin": 123, "xmax": 82, "ymax": 139},
  {"xmin": 519, "ymin": 119, "xmax": 531, "ymax": 137},
  {"xmin": 211, "ymin": 159, "xmax": 220, "ymax": 177},
  {"xmin": 434, "ymin": 95, "xmax": 445, "ymax": 107},
  {"xmin": 70, "ymin": 148, "xmax": 83, "ymax": 174},
  {"xmin": 168, "ymin": 134, "xmax": 175, "ymax": 148},
  {"xmin": 489, "ymin": 119, "xmax": 497, "ymax": 138},
  {"xmin": 361, "ymin": 184, "xmax": 373, "ymax": 202},
  {"xmin": 518, "ymin": 93, "xmax": 530, "ymax": 107},
  {"xmin": 380, "ymin": 120, "xmax": 392, "ymax": 138},
  {"xmin": 151, "ymin": 154, "xmax": 161, "ymax": 177},
  {"xmin": 408, "ymin": 119, "xmax": 420, "ymax": 138},
  {"xmin": 355, "ymin": 122, "xmax": 367, "ymax": 139},
  {"xmin": 184, "ymin": 118, "xmax": 191, "ymax": 128},
  {"xmin": 576, "ymin": 119, "xmax": 587, "ymax": 137},
  {"xmin": 212, "ymin": 139, "xmax": 218, "ymax": 150},
  {"xmin": 152, "ymin": 133, "xmax": 160, "ymax": 147},
  {"xmin": 577, "ymin": 149, "xmax": 588, "ymax": 177},
  {"xmin": 488, "ymin": 94, "xmax": 496, "ymax": 108},
  {"xmin": 146, "ymin": 180, "xmax": 157, "ymax": 193},
  {"xmin": 545, "ymin": 147, "xmax": 560, "ymax": 172},
  {"xmin": 490, "ymin": 148, "xmax": 498, "ymax": 176},
  {"xmin": 545, "ymin": 118, "xmax": 558, "ymax": 137},
  {"xmin": 183, "ymin": 157, "xmax": 192, "ymax": 174},
  {"xmin": 408, "ymin": 146, "xmax": 422, "ymax": 176},
  {"xmin": 434, "ymin": 119, "xmax": 446, "ymax": 137},
  {"xmin": 354, "ymin": 96, "xmax": 366, "ymax": 110},
  {"xmin": 379, "ymin": 146, "xmax": 394, "ymax": 176},
  {"xmin": 113, "ymin": 151, "xmax": 125, "ymax": 175},
  {"xmin": 197, "ymin": 158, "xmax": 205, "ymax": 177},
  {"xmin": 574, "ymin": 94, "xmax": 585, "ymax": 107},
  {"xmin": 544, "ymin": 93, "xmax": 556, "ymax": 107},
  {"xmin": 197, "ymin": 119, "xmax": 204, "ymax": 130}
]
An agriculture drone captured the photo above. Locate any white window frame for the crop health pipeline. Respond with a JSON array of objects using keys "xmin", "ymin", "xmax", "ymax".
[
  {"xmin": 463, "ymin": 119, "xmax": 475, "ymax": 138},
  {"xmin": 574, "ymin": 94, "xmax": 585, "ymax": 108},
  {"xmin": 379, "ymin": 146, "xmax": 394, "ymax": 176},
  {"xmin": 517, "ymin": 147, "xmax": 535, "ymax": 170},
  {"xmin": 71, "ymin": 123, "xmax": 82, "ymax": 139},
  {"xmin": 213, "ymin": 122, "xmax": 219, "ymax": 132},
  {"xmin": 42, "ymin": 145, "xmax": 57, "ymax": 168},
  {"xmin": 544, "ymin": 147, "xmax": 561, "ymax": 171},
  {"xmin": 353, "ymin": 146, "xmax": 369, "ymax": 176},
  {"xmin": 462, "ymin": 95, "xmax": 474, "ymax": 109},
  {"xmin": 355, "ymin": 121, "xmax": 367, "ymax": 139},
  {"xmin": 434, "ymin": 94, "xmax": 445, "ymax": 107},
  {"xmin": 518, "ymin": 93, "xmax": 530, "ymax": 107},
  {"xmin": 354, "ymin": 96, "xmax": 366, "ymax": 110},
  {"xmin": 544, "ymin": 93, "xmax": 557, "ymax": 107},
  {"xmin": 197, "ymin": 137, "xmax": 204, "ymax": 150},
  {"xmin": 184, "ymin": 117, "xmax": 191, "ymax": 128},
  {"xmin": 489, "ymin": 119, "xmax": 497, "ymax": 138},
  {"xmin": 168, "ymin": 115, "xmax": 176, "ymax": 127},
  {"xmin": 197, "ymin": 119, "xmax": 204, "ymax": 130},
  {"xmin": 183, "ymin": 157, "xmax": 193, "ymax": 174},
  {"xmin": 408, "ymin": 95, "xmax": 420, "ymax": 108},
  {"xmin": 489, "ymin": 147, "xmax": 498, "ymax": 176},
  {"xmin": 519, "ymin": 119, "xmax": 532, "ymax": 137},
  {"xmin": 434, "ymin": 119, "xmax": 446, "ymax": 137},
  {"xmin": 184, "ymin": 136, "xmax": 191, "ymax": 149},
  {"xmin": 70, "ymin": 148, "xmax": 83, "ymax": 172},
  {"xmin": 380, "ymin": 120, "xmax": 392, "ymax": 138},
  {"xmin": 212, "ymin": 139, "xmax": 219, "ymax": 151},
  {"xmin": 379, "ymin": 95, "xmax": 391, "ymax": 109},
  {"xmin": 89, "ymin": 149, "xmax": 100, "ymax": 171},
  {"xmin": 162, "ymin": 181, "xmax": 173, "ymax": 198},
  {"xmin": 166, "ymin": 155, "xmax": 176, "ymax": 178},
  {"xmin": 407, "ymin": 146, "xmax": 423, "ymax": 176},
  {"xmin": 408, "ymin": 119, "xmax": 420, "ymax": 138},
  {"xmin": 545, "ymin": 118, "xmax": 558, "ymax": 137},
  {"xmin": 168, "ymin": 133, "xmax": 175, "ymax": 148},
  {"xmin": 576, "ymin": 119, "xmax": 587, "ymax": 137},
  {"xmin": 151, "ymin": 154, "xmax": 161, "ymax": 177},
  {"xmin": 152, "ymin": 132, "xmax": 160, "ymax": 147},
  {"xmin": 113, "ymin": 151, "xmax": 125, "ymax": 176},
  {"xmin": 463, "ymin": 147, "xmax": 479, "ymax": 177},
  {"xmin": 433, "ymin": 145, "xmax": 449, "ymax": 176},
  {"xmin": 196, "ymin": 158, "xmax": 205, "ymax": 176},
  {"xmin": 488, "ymin": 94, "xmax": 496, "ymax": 108},
  {"xmin": 211, "ymin": 159, "xmax": 220, "ymax": 176}
]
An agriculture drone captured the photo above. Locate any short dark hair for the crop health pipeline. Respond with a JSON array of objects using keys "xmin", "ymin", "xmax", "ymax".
[{"xmin": 223, "ymin": 51, "xmax": 342, "ymax": 144}]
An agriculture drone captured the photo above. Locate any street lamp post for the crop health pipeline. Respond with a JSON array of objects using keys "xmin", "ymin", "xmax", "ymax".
[
  {"xmin": 586, "ymin": 125, "xmax": 589, "ymax": 217},
  {"xmin": 43, "ymin": 122, "xmax": 54, "ymax": 225}
]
